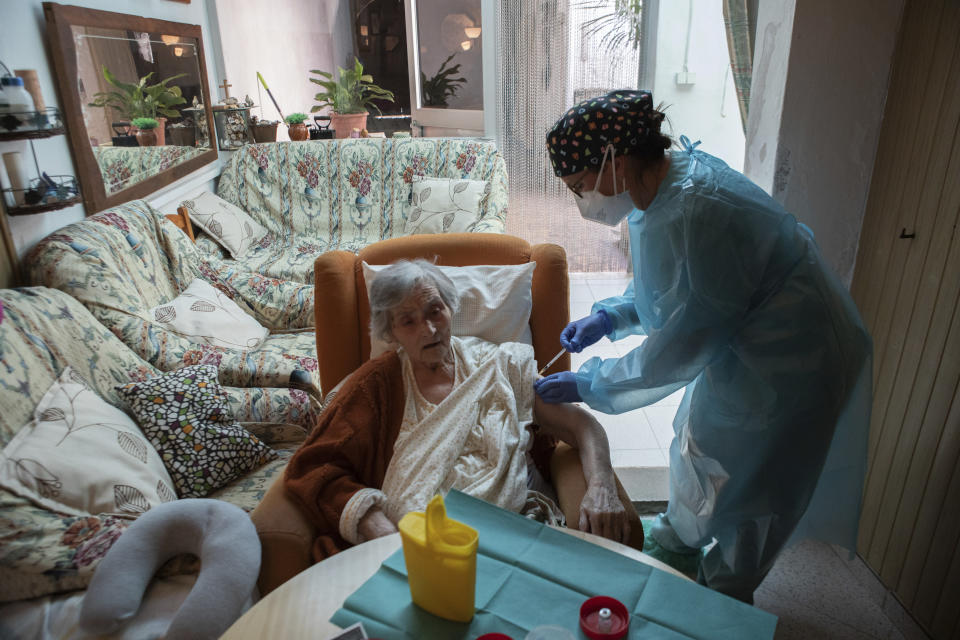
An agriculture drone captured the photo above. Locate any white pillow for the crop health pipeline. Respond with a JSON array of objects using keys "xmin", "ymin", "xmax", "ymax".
[
  {"xmin": 404, "ymin": 176, "xmax": 490, "ymax": 235},
  {"xmin": 149, "ymin": 278, "xmax": 269, "ymax": 350},
  {"xmin": 362, "ymin": 261, "xmax": 535, "ymax": 358},
  {"xmin": 0, "ymin": 367, "xmax": 177, "ymax": 516},
  {"xmin": 179, "ymin": 191, "xmax": 270, "ymax": 259}
]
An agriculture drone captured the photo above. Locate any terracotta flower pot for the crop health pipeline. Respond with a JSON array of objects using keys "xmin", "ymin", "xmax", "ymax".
[
  {"xmin": 287, "ymin": 123, "xmax": 309, "ymax": 141},
  {"xmin": 330, "ymin": 112, "xmax": 368, "ymax": 139},
  {"xmin": 136, "ymin": 129, "xmax": 158, "ymax": 147}
]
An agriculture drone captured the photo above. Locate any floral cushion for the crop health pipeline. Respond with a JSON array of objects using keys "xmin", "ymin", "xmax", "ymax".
[
  {"xmin": 180, "ymin": 190, "xmax": 271, "ymax": 259},
  {"xmin": 0, "ymin": 367, "xmax": 177, "ymax": 517},
  {"xmin": 149, "ymin": 278, "xmax": 269, "ymax": 350},
  {"xmin": 405, "ymin": 176, "xmax": 490, "ymax": 234},
  {"xmin": 116, "ymin": 365, "xmax": 277, "ymax": 499}
]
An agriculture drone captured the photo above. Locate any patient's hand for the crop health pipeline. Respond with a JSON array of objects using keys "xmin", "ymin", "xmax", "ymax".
[
  {"xmin": 579, "ymin": 481, "xmax": 630, "ymax": 544},
  {"xmin": 358, "ymin": 507, "xmax": 398, "ymax": 541}
]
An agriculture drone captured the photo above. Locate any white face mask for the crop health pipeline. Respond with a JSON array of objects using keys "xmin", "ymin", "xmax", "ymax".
[{"xmin": 574, "ymin": 145, "xmax": 635, "ymax": 226}]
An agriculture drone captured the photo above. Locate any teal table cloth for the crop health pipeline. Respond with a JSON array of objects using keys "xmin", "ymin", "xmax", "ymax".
[{"xmin": 330, "ymin": 491, "xmax": 777, "ymax": 639}]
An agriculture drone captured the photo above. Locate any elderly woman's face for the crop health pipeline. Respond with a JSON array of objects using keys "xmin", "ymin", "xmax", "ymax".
[{"xmin": 389, "ymin": 283, "xmax": 453, "ymax": 366}]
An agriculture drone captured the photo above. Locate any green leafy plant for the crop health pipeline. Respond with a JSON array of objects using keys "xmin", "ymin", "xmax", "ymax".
[
  {"xmin": 421, "ymin": 53, "xmax": 466, "ymax": 108},
  {"xmin": 576, "ymin": 0, "xmax": 644, "ymax": 54},
  {"xmin": 284, "ymin": 112, "xmax": 308, "ymax": 125},
  {"xmin": 309, "ymin": 57, "xmax": 395, "ymax": 115},
  {"xmin": 88, "ymin": 66, "xmax": 188, "ymax": 120},
  {"xmin": 131, "ymin": 117, "xmax": 159, "ymax": 130}
]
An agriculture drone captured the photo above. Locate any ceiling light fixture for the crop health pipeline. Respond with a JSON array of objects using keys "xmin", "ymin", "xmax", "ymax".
[
  {"xmin": 464, "ymin": 27, "xmax": 482, "ymax": 39},
  {"xmin": 160, "ymin": 34, "xmax": 179, "ymax": 45},
  {"xmin": 460, "ymin": 40, "xmax": 472, "ymax": 51}
]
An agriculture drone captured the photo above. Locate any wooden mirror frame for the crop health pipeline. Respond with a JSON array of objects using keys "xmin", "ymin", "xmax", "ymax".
[{"xmin": 43, "ymin": 3, "xmax": 218, "ymax": 215}]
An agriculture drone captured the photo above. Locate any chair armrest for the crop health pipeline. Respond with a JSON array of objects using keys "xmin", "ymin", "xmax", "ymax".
[
  {"xmin": 314, "ymin": 250, "xmax": 364, "ymax": 397},
  {"xmin": 250, "ymin": 475, "xmax": 319, "ymax": 596},
  {"xmin": 530, "ymin": 243, "xmax": 570, "ymax": 376},
  {"xmin": 550, "ymin": 442, "xmax": 645, "ymax": 551}
]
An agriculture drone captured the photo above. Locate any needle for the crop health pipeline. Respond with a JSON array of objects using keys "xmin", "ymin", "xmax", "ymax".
[{"xmin": 538, "ymin": 347, "xmax": 567, "ymax": 376}]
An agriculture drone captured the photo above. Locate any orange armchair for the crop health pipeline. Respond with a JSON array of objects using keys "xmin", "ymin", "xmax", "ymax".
[{"xmin": 250, "ymin": 233, "xmax": 643, "ymax": 596}]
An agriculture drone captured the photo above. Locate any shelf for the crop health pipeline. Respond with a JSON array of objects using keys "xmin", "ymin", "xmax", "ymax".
[
  {"xmin": 3, "ymin": 174, "xmax": 80, "ymax": 216},
  {"xmin": 0, "ymin": 108, "xmax": 65, "ymax": 141},
  {"xmin": 6, "ymin": 195, "xmax": 81, "ymax": 216}
]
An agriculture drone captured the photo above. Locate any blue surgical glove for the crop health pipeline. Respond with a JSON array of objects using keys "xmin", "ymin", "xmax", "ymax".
[
  {"xmin": 534, "ymin": 371, "xmax": 582, "ymax": 403},
  {"xmin": 560, "ymin": 310, "xmax": 613, "ymax": 353}
]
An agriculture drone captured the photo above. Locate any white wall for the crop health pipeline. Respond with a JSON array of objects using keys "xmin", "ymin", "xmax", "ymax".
[
  {"xmin": 653, "ymin": 0, "xmax": 745, "ymax": 171},
  {"xmin": 0, "ymin": 0, "xmax": 223, "ymax": 258},
  {"xmin": 214, "ymin": 0, "xmax": 353, "ymax": 139},
  {"xmin": 746, "ymin": 0, "xmax": 904, "ymax": 285}
]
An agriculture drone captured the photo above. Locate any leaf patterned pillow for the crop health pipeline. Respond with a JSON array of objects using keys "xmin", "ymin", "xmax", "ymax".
[
  {"xmin": 0, "ymin": 367, "xmax": 177, "ymax": 517},
  {"xmin": 405, "ymin": 176, "xmax": 490, "ymax": 235},
  {"xmin": 180, "ymin": 190, "xmax": 270, "ymax": 259},
  {"xmin": 116, "ymin": 364, "xmax": 277, "ymax": 498},
  {"xmin": 149, "ymin": 278, "xmax": 269, "ymax": 351}
]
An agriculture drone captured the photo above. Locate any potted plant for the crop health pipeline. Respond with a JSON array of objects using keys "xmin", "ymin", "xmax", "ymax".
[
  {"xmin": 285, "ymin": 113, "xmax": 309, "ymax": 141},
  {"xmin": 132, "ymin": 117, "xmax": 159, "ymax": 147},
  {"xmin": 421, "ymin": 54, "xmax": 467, "ymax": 107},
  {"xmin": 309, "ymin": 57, "xmax": 395, "ymax": 138},
  {"xmin": 88, "ymin": 66, "xmax": 187, "ymax": 146}
]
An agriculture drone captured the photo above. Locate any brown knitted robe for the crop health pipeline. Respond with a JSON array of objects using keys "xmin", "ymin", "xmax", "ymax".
[{"xmin": 283, "ymin": 351, "xmax": 555, "ymax": 563}]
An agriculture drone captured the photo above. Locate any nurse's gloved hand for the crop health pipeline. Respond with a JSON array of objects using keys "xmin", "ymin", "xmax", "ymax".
[
  {"xmin": 533, "ymin": 371, "xmax": 582, "ymax": 403},
  {"xmin": 560, "ymin": 310, "xmax": 612, "ymax": 353}
]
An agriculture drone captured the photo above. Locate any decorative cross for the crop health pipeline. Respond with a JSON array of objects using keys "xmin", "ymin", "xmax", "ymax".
[{"xmin": 218, "ymin": 78, "xmax": 232, "ymax": 100}]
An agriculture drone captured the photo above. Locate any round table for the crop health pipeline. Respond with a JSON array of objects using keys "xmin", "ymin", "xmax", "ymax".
[{"xmin": 221, "ymin": 528, "xmax": 688, "ymax": 639}]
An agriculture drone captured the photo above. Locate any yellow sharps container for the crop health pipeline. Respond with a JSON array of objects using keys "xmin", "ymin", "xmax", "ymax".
[{"xmin": 398, "ymin": 494, "xmax": 478, "ymax": 622}]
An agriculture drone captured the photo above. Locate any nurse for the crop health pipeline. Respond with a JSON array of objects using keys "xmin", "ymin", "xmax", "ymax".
[{"xmin": 534, "ymin": 89, "xmax": 873, "ymax": 603}]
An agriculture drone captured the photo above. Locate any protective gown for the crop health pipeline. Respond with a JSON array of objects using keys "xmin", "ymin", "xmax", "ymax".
[{"xmin": 575, "ymin": 140, "xmax": 872, "ymax": 598}]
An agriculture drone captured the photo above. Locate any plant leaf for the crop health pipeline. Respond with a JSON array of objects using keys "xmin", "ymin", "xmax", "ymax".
[
  {"xmin": 409, "ymin": 207, "xmax": 421, "ymax": 222},
  {"xmin": 157, "ymin": 480, "xmax": 177, "ymax": 502},
  {"xmin": 190, "ymin": 301, "xmax": 216, "ymax": 313},
  {"xmin": 115, "ymin": 484, "xmax": 151, "ymax": 513},
  {"xmin": 442, "ymin": 212, "xmax": 456, "ymax": 231},
  {"xmin": 453, "ymin": 182, "xmax": 469, "ymax": 194},
  {"xmin": 420, "ymin": 186, "xmax": 432, "ymax": 201},
  {"xmin": 14, "ymin": 459, "xmax": 62, "ymax": 498},
  {"xmin": 117, "ymin": 431, "xmax": 148, "ymax": 463},
  {"xmin": 39, "ymin": 408, "xmax": 66, "ymax": 422},
  {"xmin": 155, "ymin": 306, "xmax": 176, "ymax": 323}
]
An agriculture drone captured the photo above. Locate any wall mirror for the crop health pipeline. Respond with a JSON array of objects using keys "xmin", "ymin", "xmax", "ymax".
[{"xmin": 44, "ymin": 3, "xmax": 218, "ymax": 215}]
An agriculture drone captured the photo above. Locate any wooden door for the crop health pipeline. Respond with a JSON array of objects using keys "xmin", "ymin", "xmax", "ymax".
[{"xmin": 850, "ymin": 0, "xmax": 960, "ymax": 637}]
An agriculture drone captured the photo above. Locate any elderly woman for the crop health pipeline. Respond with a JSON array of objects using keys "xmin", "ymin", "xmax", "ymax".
[{"xmin": 285, "ymin": 259, "xmax": 634, "ymax": 562}]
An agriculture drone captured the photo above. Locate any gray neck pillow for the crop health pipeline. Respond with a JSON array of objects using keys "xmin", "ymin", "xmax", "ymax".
[{"xmin": 79, "ymin": 499, "xmax": 261, "ymax": 640}]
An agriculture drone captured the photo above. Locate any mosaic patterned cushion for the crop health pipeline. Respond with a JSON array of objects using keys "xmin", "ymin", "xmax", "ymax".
[{"xmin": 116, "ymin": 365, "xmax": 277, "ymax": 498}]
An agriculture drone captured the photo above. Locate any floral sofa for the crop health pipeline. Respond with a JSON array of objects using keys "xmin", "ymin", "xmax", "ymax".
[
  {"xmin": 24, "ymin": 200, "xmax": 321, "ymax": 406},
  {"xmin": 198, "ymin": 137, "xmax": 508, "ymax": 282},
  {"xmin": 94, "ymin": 145, "xmax": 207, "ymax": 195},
  {"xmin": 0, "ymin": 287, "xmax": 309, "ymax": 613}
]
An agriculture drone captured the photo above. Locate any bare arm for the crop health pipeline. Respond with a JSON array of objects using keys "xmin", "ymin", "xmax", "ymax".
[{"xmin": 533, "ymin": 397, "xmax": 629, "ymax": 543}]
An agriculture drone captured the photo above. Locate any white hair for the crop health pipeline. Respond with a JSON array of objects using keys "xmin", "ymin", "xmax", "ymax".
[{"xmin": 368, "ymin": 259, "xmax": 460, "ymax": 343}]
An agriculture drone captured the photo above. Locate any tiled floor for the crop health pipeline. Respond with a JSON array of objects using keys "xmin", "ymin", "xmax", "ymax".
[
  {"xmin": 569, "ymin": 272, "xmax": 674, "ymax": 501},
  {"xmin": 755, "ymin": 541, "xmax": 930, "ymax": 639}
]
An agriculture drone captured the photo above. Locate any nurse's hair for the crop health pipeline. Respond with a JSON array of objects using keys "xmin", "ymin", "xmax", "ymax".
[{"xmin": 368, "ymin": 258, "xmax": 460, "ymax": 344}]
